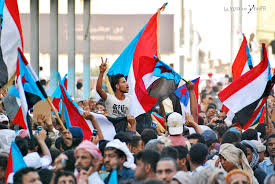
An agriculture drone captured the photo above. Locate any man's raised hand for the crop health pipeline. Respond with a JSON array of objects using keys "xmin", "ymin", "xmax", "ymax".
[{"xmin": 99, "ymin": 57, "xmax": 108, "ymax": 73}]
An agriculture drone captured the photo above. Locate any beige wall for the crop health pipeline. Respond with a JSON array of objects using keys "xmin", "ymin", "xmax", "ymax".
[{"xmin": 257, "ymin": 0, "xmax": 275, "ymax": 43}]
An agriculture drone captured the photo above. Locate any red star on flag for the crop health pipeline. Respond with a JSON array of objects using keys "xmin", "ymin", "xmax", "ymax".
[
  {"xmin": 179, "ymin": 86, "xmax": 188, "ymax": 98},
  {"xmin": 21, "ymin": 75, "xmax": 28, "ymax": 86}
]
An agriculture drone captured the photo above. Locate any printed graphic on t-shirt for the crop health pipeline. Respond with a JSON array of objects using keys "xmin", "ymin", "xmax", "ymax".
[
  {"xmin": 111, "ymin": 104, "xmax": 128, "ymax": 117},
  {"xmin": 105, "ymin": 94, "xmax": 129, "ymax": 118}
]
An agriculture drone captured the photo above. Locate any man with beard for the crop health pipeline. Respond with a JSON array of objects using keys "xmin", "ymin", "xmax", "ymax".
[
  {"xmin": 134, "ymin": 150, "xmax": 160, "ymax": 182},
  {"xmin": 74, "ymin": 140, "xmax": 104, "ymax": 183},
  {"xmin": 104, "ymin": 139, "xmax": 136, "ymax": 183},
  {"xmin": 259, "ymin": 133, "xmax": 275, "ymax": 175},
  {"xmin": 96, "ymin": 58, "xmax": 130, "ymax": 118}
]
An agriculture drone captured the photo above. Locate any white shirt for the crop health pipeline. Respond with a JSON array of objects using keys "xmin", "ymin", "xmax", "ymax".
[
  {"xmin": 105, "ymin": 94, "xmax": 129, "ymax": 118},
  {"xmin": 23, "ymin": 152, "xmax": 52, "ymax": 169}
]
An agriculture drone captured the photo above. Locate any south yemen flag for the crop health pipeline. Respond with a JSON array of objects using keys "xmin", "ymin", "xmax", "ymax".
[
  {"xmin": 10, "ymin": 48, "xmax": 46, "ymax": 135},
  {"xmin": 107, "ymin": 3, "xmax": 167, "ymax": 118},
  {"xmin": 174, "ymin": 78, "xmax": 200, "ymax": 122},
  {"xmin": 5, "ymin": 141, "xmax": 27, "ymax": 183},
  {"xmin": 0, "ymin": 0, "xmax": 23, "ymax": 89},
  {"xmin": 59, "ymin": 79, "xmax": 92, "ymax": 140}
]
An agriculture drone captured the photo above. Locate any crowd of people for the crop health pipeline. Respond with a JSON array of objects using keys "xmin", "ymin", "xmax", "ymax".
[{"xmin": 0, "ymin": 60, "xmax": 275, "ymax": 184}]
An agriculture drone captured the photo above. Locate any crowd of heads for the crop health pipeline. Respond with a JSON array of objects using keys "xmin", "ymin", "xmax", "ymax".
[{"xmin": 0, "ymin": 73, "xmax": 275, "ymax": 184}]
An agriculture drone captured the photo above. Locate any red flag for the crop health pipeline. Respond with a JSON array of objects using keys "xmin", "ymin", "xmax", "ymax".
[
  {"xmin": 232, "ymin": 35, "xmax": 253, "ymax": 80},
  {"xmin": 60, "ymin": 84, "xmax": 92, "ymax": 140}
]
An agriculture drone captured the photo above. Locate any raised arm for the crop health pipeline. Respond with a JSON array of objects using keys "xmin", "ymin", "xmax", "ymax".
[
  {"xmin": 36, "ymin": 129, "xmax": 51, "ymax": 157},
  {"xmin": 96, "ymin": 57, "xmax": 108, "ymax": 101},
  {"xmin": 83, "ymin": 111, "xmax": 104, "ymax": 140},
  {"xmin": 186, "ymin": 81, "xmax": 198, "ymax": 123}
]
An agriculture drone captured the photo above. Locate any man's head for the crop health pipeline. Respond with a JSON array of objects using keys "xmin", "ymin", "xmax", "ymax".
[
  {"xmin": 160, "ymin": 147, "xmax": 178, "ymax": 161},
  {"xmin": 199, "ymin": 112, "xmax": 207, "ymax": 124},
  {"xmin": 76, "ymin": 81, "xmax": 82, "ymax": 90},
  {"xmin": 173, "ymin": 146, "xmax": 188, "ymax": 171},
  {"xmin": 218, "ymin": 110, "xmax": 226, "ymax": 120},
  {"xmin": 74, "ymin": 140, "xmax": 102, "ymax": 172},
  {"xmin": 156, "ymin": 157, "xmax": 177, "ymax": 184},
  {"xmin": 187, "ymin": 133, "xmax": 205, "ymax": 145},
  {"xmin": 167, "ymin": 112, "xmax": 184, "ymax": 136},
  {"xmin": 221, "ymin": 130, "xmax": 241, "ymax": 144},
  {"xmin": 213, "ymin": 125, "xmax": 228, "ymax": 144},
  {"xmin": 62, "ymin": 129, "xmax": 73, "ymax": 148},
  {"xmin": 54, "ymin": 171, "xmax": 76, "ymax": 184},
  {"xmin": 249, "ymin": 33, "xmax": 255, "ymax": 41},
  {"xmin": 15, "ymin": 137, "xmax": 29, "ymax": 156},
  {"xmin": 68, "ymin": 127, "xmax": 84, "ymax": 148},
  {"xmin": 13, "ymin": 167, "xmax": 42, "ymax": 184},
  {"xmin": 205, "ymin": 105, "xmax": 216, "ymax": 120},
  {"xmin": 114, "ymin": 132, "xmax": 132, "ymax": 149},
  {"xmin": 0, "ymin": 113, "xmax": 9, "ymax": 128},
  {"xmin": 250, "ymin": 140, "xmax": 266, "ymax": 162},
  {"xmin": 130, "ymin": 136, "xmax": 144, "ymax": 154},
  {"xmin": 225, "ymin": 169, "xmax": 252, "ymax": 184},
  {"xmin": 104, "ymin": 139, "xmax": 135, "ymax": 171},
  {"xmin": 104, "ymin": 147, "xmax": 127, "ymax": 172},
  {"xmin": 201, "ymin": 130, "xmax": 217, "ymax": 150},
  {"xmin": 241, "ymin": 129, "xmax": 258, "ymax": 141},
  {"xmin": 95, "ymin": 100, "xmax": 106, "ymax": 112},
  {"xmin": 145, "ymin": 139, "xmax": 165, "ymax": 153},
  {"xmin": 134, "ymin": 150, "xmax": 160, "ymax": 181},
  {"xmin": 110, "ymin": 74, "xmax": 129, "ymax": 93},
  {"xmin": 217, "ymin": 82, "xmax": 223, "ymax": 92},
  {"xmin": 88, "ymin": 98, "xmax": 96, "ymax": 112},
  {"xmin": 266, "ymin": 133, "xmax": 275, "ymax": 158},
  {"xmin": 188, "ymin": 143, "xmax": 208, "ymax": 169},
  {"xmin": 141, "ymin": 129, "xmax": 158, "ymax": 145}
]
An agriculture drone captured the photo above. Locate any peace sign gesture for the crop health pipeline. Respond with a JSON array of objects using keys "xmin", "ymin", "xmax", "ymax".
[{"xmin": 99, "ymin": 57, "xmax": 108, "ymax": 73}]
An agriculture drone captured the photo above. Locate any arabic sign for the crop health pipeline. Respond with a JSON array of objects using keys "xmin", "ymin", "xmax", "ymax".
[{"xmin": 20, "ymin": 14, "xmax": 174, "ymax": 54}]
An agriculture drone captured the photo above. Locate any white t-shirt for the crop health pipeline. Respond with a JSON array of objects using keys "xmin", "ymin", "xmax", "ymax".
[{"xmin": 105, "ymin": 94, "xmax": 129, "ymax": 118}]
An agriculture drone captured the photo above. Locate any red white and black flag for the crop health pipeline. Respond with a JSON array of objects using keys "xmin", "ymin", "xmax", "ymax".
[
  {"xmin": 218, "ymin": 44, "xmax": 273, "ymax": 129},
  {"xmin": 0, "ymin": 0, "xmax": 23, "ymax": 89}
]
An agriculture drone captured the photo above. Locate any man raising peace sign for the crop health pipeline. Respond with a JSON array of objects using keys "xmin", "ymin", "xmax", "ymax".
[{"xmin": 96, "ymin": 57, "xmax": 130, "ymax": 118}]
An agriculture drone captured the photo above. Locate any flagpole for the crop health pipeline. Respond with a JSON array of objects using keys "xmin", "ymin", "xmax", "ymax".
[
  {"xmin": 46, "ymin": 97, "xmax": 66, "ymax": 131},
  {"xmin": 26, "ymin": 113, "xmax": 33, "ymax": 138},
  {"xmin": 35, "ymin": 79, "xmax": 66, "ymax": 131},
  {"xmin": 156, "ymin": 3, "xmax": 168, "ymax": 58},
  {"xmin": 265, "ymin": 97, "xmax": 269, "ymax": 125},
  {"xmin": 181, "ymin": 78, "xmax": 189, "ymax": 84}
]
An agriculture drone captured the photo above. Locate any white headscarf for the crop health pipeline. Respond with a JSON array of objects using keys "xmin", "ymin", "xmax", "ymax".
[
  {"xmin": 106, "ymin": 139, "xmax": 136, "ymax": 170},
  {"xmin": 219, "ymin": 143, "xmax": 254, "ymax": 180}
]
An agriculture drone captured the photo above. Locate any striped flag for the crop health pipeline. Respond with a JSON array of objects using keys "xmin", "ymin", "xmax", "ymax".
[
  {"xmin": 9, "ymin": 48, "xmax": 47, "ymax": 136},
  {"xmin": 218, "ymin": 44, "xmax": 272, "ymax": 129},
  {"xmin": 0, "ymin": 0, "xmax": 23, "ymax": 89},
  {"xmin": 232, "ymin": 35, "xmax": 253, "ymax": 80}
]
